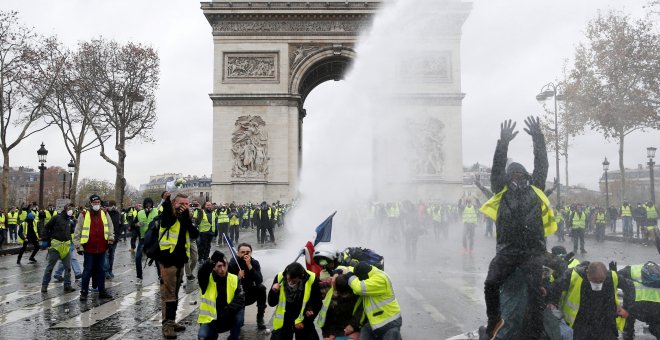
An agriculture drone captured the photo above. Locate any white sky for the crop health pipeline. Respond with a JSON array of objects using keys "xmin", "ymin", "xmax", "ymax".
[{"xmin": 3, "ymin": 0, "xmax": 659, "ymax": 190}]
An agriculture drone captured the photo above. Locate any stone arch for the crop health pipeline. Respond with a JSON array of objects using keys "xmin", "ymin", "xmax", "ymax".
[{"xmin": 289, "ymin": 47, "xmax": 356, "ymax": 103}]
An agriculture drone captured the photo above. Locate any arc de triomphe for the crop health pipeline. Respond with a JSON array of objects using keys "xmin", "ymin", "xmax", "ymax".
[{"xmin": 202, "ymin": 0, "xmax": 471, "ymax": 203}]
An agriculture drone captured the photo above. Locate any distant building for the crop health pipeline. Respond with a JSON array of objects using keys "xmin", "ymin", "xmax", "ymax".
[
  {"xmin": 3, "ymin": 166, "xmax": 39, "ymax": 207},
  {"xmin": 599, "ymin": 164, "xmax": 660, "ymax": 205},
  {"xmin": 173, "ymin": 175, "xmax": 212, "ymax": 203},
  {"xmin": 139, "ymin": 173, "xmax": 182, "ymax": 192},
  {"xmin": 462, "ymin": 163, "xmax": 492, "ymax": 203}
]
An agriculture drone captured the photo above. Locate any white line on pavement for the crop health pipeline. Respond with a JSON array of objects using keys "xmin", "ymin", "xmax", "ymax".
[
  {"xmin": 0, "ymin": 282, "xmax": 122, "ymax": 327},
  {"xmin": 405, "ymin": 287, "xmax": 447, "ymax": 323},
  {"xmin": 52, "ymin": 282, "xmax": 159, "ymax": 328}
]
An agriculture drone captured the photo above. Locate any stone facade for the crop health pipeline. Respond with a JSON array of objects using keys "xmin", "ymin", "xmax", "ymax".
[{"xmin": 202, "ymin": 0, "xmax": 471, "ymax": 203}]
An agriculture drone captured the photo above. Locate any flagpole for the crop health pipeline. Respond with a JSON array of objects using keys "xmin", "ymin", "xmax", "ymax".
[{"xmin": 222, "ymin": 233, "xmax": 242, "ymax": 271}]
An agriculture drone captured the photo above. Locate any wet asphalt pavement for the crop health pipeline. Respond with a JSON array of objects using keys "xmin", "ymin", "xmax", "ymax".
[{"xmin": 0, "ymin": 223, "xmax": 657, "ymax": 339}]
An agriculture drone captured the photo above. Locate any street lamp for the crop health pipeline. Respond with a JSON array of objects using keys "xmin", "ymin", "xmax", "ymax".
[
  {"xmin": 537, "ymin": 82, "xmax": 565, "ymax": 208},
  {"xmin": 648, "ymin": 147, "xmax": 657, "ymax": 203},
  {"xmin": 603, "ymin": 157, "xmax": 610, "ymax": 209},
  {"xmin": 36, "ymin": 142, "xmax": 48, "ymax": 208},
  {"xmin": 68, "ymin": 158, "xmax": 75, "ymax": 199}
]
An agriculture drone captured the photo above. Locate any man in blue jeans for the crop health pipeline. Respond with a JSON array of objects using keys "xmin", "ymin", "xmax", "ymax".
[
  {"xmin": 105, "ymin": 200, "xmax": 122, "ymax": 279},
  {"xmin": 135, "ymin": 197, "xmax": 159, "ymax": 285},
  {"xmin": 197, "ymin": 251, "xmax": 245, "ymax": 340},
  {"xmin": 41, "ymin": 203, "xmax": 77, "ymax": 293}
]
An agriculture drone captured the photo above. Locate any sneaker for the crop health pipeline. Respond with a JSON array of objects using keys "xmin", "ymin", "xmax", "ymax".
[
  {"xmin": 64, "ymin": 286, "xmax": 76, "ymax": 293},
  {"xmin": 135, "ymin": 278, "xmax": 142, "ymax": 286},
  {"xmin": 53, "ymin": 275, "xmax": 64, "ymax": 282},
  {"xmin": 79, "ymin": 292, "xmax": 88, "ymax": 301},
  {"xmin": 75, "ymin": 274, "xmax": 82, "ymax": 280},
  {"xmin": 28, "ymin": 258, "xmax": 37, "ymax": 263},
  {"xmin": 41, "ymin": 285, "xmax": 48, "ymax": 293},
  {"xmin": 105, "ymin": 274, "xmax": 112, "ymax": 280},
  {"xmin": 90, "ymin": 287, "xmax": 99, "ymax": 293}
]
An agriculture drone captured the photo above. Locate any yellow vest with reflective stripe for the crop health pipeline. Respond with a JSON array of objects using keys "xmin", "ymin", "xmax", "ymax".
[
  {"xmin": 198, "ymin": 272, "xmax": 239, "ymax": 324},
  {"xmin": 80, "ymin": 210, "xmax": 109, "ymax": 244},
  {"xmin": 50, "ymin": 239, "xmax": 72, "ymax": 260},
  {"xmin": 572, "ymin": 212, "xmax": 586, "ymax": 229},
  {"xmin": 462, "ymin": 206, "xmax": 478, "ymax": 224},
  {"xmin": 621, "ymin": 206, "xmax": 632, "ymax": 217},
  {"xmin": 596, "ymin": 212, "xmax": 606, "ymax": 223},
  {"xmin": 7, "ymin": 212, "xmax": 18, "ymax": 225},
  {"xmin": 561, "ymin": 269, "xmax": 624, "ymax": 331},
  {"xmin": 568, "ymin": 258, "xmax": 580, "ymax": 269},
  {"xmin": 647, "ymin": 206, "xmax": 658, "ymax": 219},
  {"xmin": 272, "ymin": 270, "xmax": 315, "ymax": 330},
  {"xmin": 19, "ymin": 221, "xmax": 39, "ymax": 244},
  {"xmin": 316, "ymin": 286, "xmax": 361, "ymax": 328},
  {"xmin": 633, "ymin": 281, "xmax": 660, "ymax": 302},
  {"xmin": 348, "ymin": 266, "xmax": 401, "ymax": 330},
  {"xmin": 20, "ymin": 211, "xmax": 39, "ymax": 224},
  {"xmin": 44, "ymin": 210, "xmax": 57, "ymax": 224},
  {"xmin": 631, "ymin": 264, "xmax": 643, "ymax": 282},
  {"xmin": 217, "ymin": 210, "xmax": 229, "ymax": 224},
  {"xmin": 0, "ymin": 215, "xmax": 4, "ymax": 229},
  {"xmin": 198, "ymin": 210, "xmax": 217, "ymax": 233},
  {"xmin": 480, "ymin": 185, "xmax": 557, "ymax": 237},
  {"xmin": 229, "ymin": 212, "xmax": 240, "ymax": 226},
  {"xmin": 159, "ymin": 219, "xmax": 190, "ymax": 258}
]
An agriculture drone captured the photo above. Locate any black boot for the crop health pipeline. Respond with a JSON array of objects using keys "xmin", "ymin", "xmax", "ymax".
[{"xmin": 257, "ymin": 305, "xmax": 266, "ymax": 330}]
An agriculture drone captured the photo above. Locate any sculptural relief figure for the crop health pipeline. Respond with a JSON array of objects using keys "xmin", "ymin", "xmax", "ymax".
[
  {"xmin": 232, "ymin": 115, "xmax": 269, "ymax": 178},
  {"xmin": 408, "ymin": 117, "xmax": 445, "ymax": 176}
]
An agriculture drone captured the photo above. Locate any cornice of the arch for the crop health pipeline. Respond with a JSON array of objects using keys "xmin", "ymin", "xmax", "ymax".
[{"xmin": 289, "ymin": 46, "xmax": 356, "ymax": 95}]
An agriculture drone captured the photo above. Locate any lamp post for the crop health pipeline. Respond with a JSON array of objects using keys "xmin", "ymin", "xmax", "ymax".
[
  {"xmin": 603, "ymin": 157, "xmax": 610, "ymax": 209},
  {"xmin": 648, "ymin": 147, "xmax": 657, "ymax": 203},
  {"xmin": 61, "ymin": 173, "xmax": 66, "ymax": 199},
  {"xmin": 67, "ymin": 159, "xmax": 75, "ymax": 199},
  {"xmin": 37, "ymin": 143, "xmax": 48, "ymax": 208},
  {"xmin": 536, "ymin": 82, "xmax": 565, "ymax": 208}
]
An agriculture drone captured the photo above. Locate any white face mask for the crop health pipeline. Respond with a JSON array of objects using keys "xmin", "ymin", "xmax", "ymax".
[
  {"xmin": 92, "ymin": 205, "xmax": 101, "ymax": 212},
  {"xmin": 67, "ymin": 210, "xmax": 74, "ymax": 216},
  {"xmin": 590, "ymin": 282, "xmax": 603, "ymax": 291}
]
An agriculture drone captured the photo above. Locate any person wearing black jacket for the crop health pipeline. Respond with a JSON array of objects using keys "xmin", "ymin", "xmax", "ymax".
[
  {"xmin": 481, "ymin": 117, "xmax": 549, "ymax": 340},
  {"xmin": 198, "ymin": 251, "xmax": 245, "ymax": 340},
  {"xmin": 268, "ymin": 262, "xmax": 322, "ymax": 340},
  {"xmin": 228, "ymin": 242, "xmax": 268, "ymax": 330},
  {"xmin": 104, "ymin": 200, "xmax": 121, "ymax": 279},
  {"xmin": 41, "ymin": 204, "xmax": 76, "ymax": 293},
  {"xmin": 257, "ymin": 202, "xmax": 275, "ymax": 245},
  {"xmin": 159, "ymin": 192, "xmax": 199, "ymax": 338}
]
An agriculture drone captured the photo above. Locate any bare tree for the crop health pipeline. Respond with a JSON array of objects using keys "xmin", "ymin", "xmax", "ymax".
[
  {"xmin": 42, "ymin": 43, "xmax": 108, "ymax": 206},
  {"xmin": 0, "ymin": 11, "xmax": 64, "ymax": 211},
  {"xmin": 79, "ymin": 38, "xmax": 159, "ymax": 208},
  {"xmin": 565, "ymin": 11, "xmax": 660, "ymax": 202}
]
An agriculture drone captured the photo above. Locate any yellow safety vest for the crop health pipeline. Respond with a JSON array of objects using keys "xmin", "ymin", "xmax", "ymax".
[
  {"xmin": 229, "ymin": 213, "xmax": 240, "ymax": 226},
  {"xmin": 242, "ymin": 210, "xmax": 249, "ymax": 220},
  {"xmin": 633, "ymin": 281, "xmax": 660, "ymax": 303},
  {"xmin": 462, "ymin": 206, "xmax": 478, "ymax": 224},
  {"xmin": 18, "ymin": 221, "xmax": 39, "ymax": 244},
  {"xmin": 596, "ymin": 213, "xmax": 606, "ymax": 224},
  {"xmin": 647, "ymin": 206, "xmax": 658, "ymax": 220},
  {"xmin": 217, "ymin": 210, "xmax": 229, "ymax": 224},
  {"xmin": 159, "ymin": 219, "xmax": 191, "ymax": 258},
  {"xmin": 572, "ymin": 212, "xmax": 586, "ymax": 229},
  {"xmin": 249, "ymin": 208, "xmax": 256, "ymax": 218},
  {"xmin": 50, "ymin": 239, "xmax": 71, "ymax": 260},
  {"xmin": 44, "ymin": 210, "xmax": 58, "ymax": 224},
  {"xmin": 7, "ymin": 212, "xmax": 18, "ymax": 225},
  {"xmin": 137, "ymin": 209, "xmax": 159, "ymax": 238},
  {"xmin": 272, "ymin": 270, "xmax": 315, "ymax": 330},
  {"xmin": 480, "ymin": 185, "xmax": 557, "ymax": 237},
  {"xmin": 432, "ymin": 209, "xmax": 442, "ymax": 223},
  {"xmin": 198, "ymin": 210, "xmax": 217, "ymax": 233},
  {"xmin": 0, "ymin": 214, "xmax": 4, "ymax": 229},
  {"xmin": 257, "ymin": 208, "xmax": 272, "ymax": 221},
  {"xmin": 20, "ymin": 210, "xmax": 39, "ymax": 224},
  {"xmin": 348, "ymin": 266, "xmax": 401, "ymax": 330},
  {"xmin": 561, "ymin": 269, "xmax": 625, "ymax": 331},
  {"xmin": 568, "ymin": 258, "xmax": 580, "ymax": 269},
  {"xmin": 80, "ymin": 210, "xmax": 109, "ymax": 244},
  {"xmin": 198, "ymin": 272, "xmax": 239, "ymax": 324},
  {"xmin": 316, "ymin": 286, "xmax": 361, "ymax": 328},
  {"xmin": 621, "ymin": 206, "xmax": 632, "ymax": 217}
]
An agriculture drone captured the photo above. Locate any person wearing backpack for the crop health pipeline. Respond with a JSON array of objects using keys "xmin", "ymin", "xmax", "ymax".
[
  {"xmin": 135, "ymin": 197, "xmax": 159, "ymax": 286},
  {"xmin": 159, "ymin": 192, "xmax": 199, "ymax": 338},
  {"xmin": 617, "ymin": 262, "xmax": 660, "ymax": 340}
]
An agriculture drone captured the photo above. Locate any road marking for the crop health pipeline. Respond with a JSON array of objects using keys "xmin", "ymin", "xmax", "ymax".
[
  {"xmin": 0, "ymin": 282, "xmax": 73, "ymax": 304},
  {"xmin": 0, "ymin": 282, "xmax": 121, "ymax": 327},
  {"xmin": 3, "ymin": 268, "xmax": 41, "ymax": 279},
  {"xmin": 52, "ymin": 283, "xmax": 158, "ymax": 328},
  {"xmin": 405, "ymin": 287, "xmax": 447, "ymax": 322}
]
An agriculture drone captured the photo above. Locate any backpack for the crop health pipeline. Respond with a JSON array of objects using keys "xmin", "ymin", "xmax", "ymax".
[
  {"xmin": 143, "ymin": 215, "xmax": 165, "ymax": 264},
  {"xmin": 340, "ymin": 247, "xmax": 385, "ymax": 270},
  {"xmin": 641, "ymin": 261, "xmax": 660, "ymax": 288}
]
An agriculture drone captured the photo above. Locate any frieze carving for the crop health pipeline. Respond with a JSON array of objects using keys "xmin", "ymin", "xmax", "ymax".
[
  {"xmin": 212, "ymin": 20, "xmax": 367, "ymax": 35},
  {"xmin": 401, "ymin": 52, "xmax": 452, "ymax": 83},
  {"xmin": 408, "ymin": 117, "xmax": 445, "ymax": 176},
  {"xmin": 231, "ymin": 115, "xmax": 269, "ymax": 178},
  {"xmin": 223, "ymin": 53, "xmax": 279, "ymax": 83},
  {"xmin": 289, "ymin": 44, "xmax": 322, "ymax": 69}
]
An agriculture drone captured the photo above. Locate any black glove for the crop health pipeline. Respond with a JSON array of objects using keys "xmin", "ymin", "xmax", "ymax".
[
  {"xmin": 500, "ymin": 119, "xmax": 518, "ymax": 143},
  {"xmin": 609, "ymin": 261, "xmax": 617, "ymax": 272}
]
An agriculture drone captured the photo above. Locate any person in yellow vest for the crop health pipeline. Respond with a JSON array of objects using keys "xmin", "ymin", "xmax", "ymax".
[
  {"xmin": 555, "ymin": 206, "xmax": 566, "ymax": 242},
  {"xmin": 617, "ymin": 263, "xmax": 660, "ymax": 339},
  {"xmin": 267, "ymin": 262, "xmax": 322, "ymax": 340},
  {"xmin": 621, "ymin": 201, "xmax": 634, "ymax": 238},
  {"xmin": 257, "ymin": 202, "xmax": 275, "ymax": 246},
  {"xmin": 17, "ymin": 212, "xmax": 40, "ymax": 264},
  {"xmin": 344, "ymin": 262, "xmax": 402, "ymax": 340},
  {"xmin": 135, "ymin": 198, "xmax": 159, "ymax": 286},
  {"xmin": 594, "ymin": 207, "xmax": 607, "ymax": 243},
  {"xmin": 548, "ymin": 261, "xmax": 633, "ymax": 340},
  {"xmin": 128, "ymin": 202, "xmax": 142, "ymax": 253},
  {"xmin": 228, "ymin": 204, "xmax": 241, "ymax": 243},
  {"xmin": 479, "ymin": 117, "xmax": 552, "ymax": 340},
  {"xmin": 196, "ymin": 201, "xmax": 217, "ymax": 266},
  {"xmin": 41, "ymin": 203, "xmax": 77, "ymax": 294},
  {"xmin": 569, "ymin": 204, "xmax": 588, "ymax": 254},
  {"xmin": 7, "ymin": 206, "xmax": 19, "ymax": 244},
  {"xmin": 158, "ymin": 192, "xmax": 199, "ymax": 338},
  {"xmin": 646, "ymin": 201, "xmax": 658, "ymax": 243},
  {"xmin": 317, "ymin": 274, "xmax": 363, "ymax": 340},
  {"xmin": 197, "ymin": 251, "xmax": 245, "ymax": 340},
  {"xmin": 42, "ymin": 203, "xmax": 58, "ymax": 226},
  {"xmin": 216, "ymin": 205, "xmax": 230, "ymax": 246},
  {"xmin": 0, "ymin": 208, "xmax": 6, "ymax": 248},
  {"xmin": 462, "ymin": 199, "xmax": 478, "ymax": 254},
  {"xmin": 74, "ymin": 194, "xmax": 115, "ymax": 301}
]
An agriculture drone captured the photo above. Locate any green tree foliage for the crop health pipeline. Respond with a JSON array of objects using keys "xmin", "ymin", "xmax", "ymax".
[{"xmin": 565, "ymin": 10, "xmax": 660, "ymax": 201}]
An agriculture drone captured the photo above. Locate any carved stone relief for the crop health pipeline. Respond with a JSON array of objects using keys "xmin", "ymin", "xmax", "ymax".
[
  {"xmin": 407, "ymin": 117, "xmax": 445, "ymax": 176},
  {"xmin": 224, "ymin": 53, "xmax": 279, "ymax": 83},
  {"xmin": 232, "ymin": 115, "xmax": 269, "ymax": 179},
  {"xmin": 212, "ymin": 20, "xmax": 367, "ymax": 35},
  {"xmin": 289, "ymin": 44, "xmax": 322, "ymax": 70},
  {"xmin": 400, "ymin": 52, "xmax": 452, "ymax": 83}
]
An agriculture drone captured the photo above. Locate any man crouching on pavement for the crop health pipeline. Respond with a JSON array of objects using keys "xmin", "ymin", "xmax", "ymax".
[
  {"xmin": 159, "ymin": 192, "xmax": 199, "ymax": 338},
  {"xmin": 198, "ymin": 250, "xmax": 245, "ymax": 340}
]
